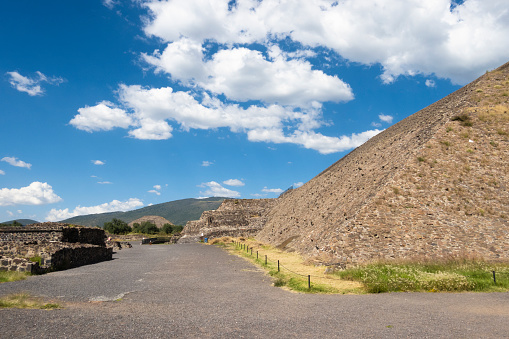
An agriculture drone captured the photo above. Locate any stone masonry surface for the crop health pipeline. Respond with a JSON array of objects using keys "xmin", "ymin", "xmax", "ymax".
[
  {"xmin": 0, "ymin": 222, "xmax": 112, "ymax": 273},
  {"xmin": 256, "ymin": 61, "xmax": 509, "ymax": 264}
]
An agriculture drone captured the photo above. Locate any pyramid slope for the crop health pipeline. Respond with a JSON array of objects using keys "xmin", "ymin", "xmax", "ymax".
[{"xmin": 257, "ymin": 62, "xmax": 509, "ymax": 263}]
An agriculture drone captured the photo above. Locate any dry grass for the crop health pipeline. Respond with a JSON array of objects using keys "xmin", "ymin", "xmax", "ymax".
[
  {"xmin": 0, "ymin": 293, "xmax": 60, "ymax": 309},
  {"xmin": 220, "ymin": 238, "xmax": 363, "ymax": 294}
]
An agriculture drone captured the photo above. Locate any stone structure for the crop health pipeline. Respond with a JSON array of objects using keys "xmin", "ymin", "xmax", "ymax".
[
  {"xmin": 256, "ymin": 61, "xmax": 509, "ymax": 264},
  {"xmin": 179, "ymin": 199, "xmax": 277, "ymax": 243},
  {"xmin": 128, "ymin": 215, "xmax": 173, "ymax": 228},
  {"xmin": 0, "ymin": 223, "xmax": 112, "ymax": 273}
]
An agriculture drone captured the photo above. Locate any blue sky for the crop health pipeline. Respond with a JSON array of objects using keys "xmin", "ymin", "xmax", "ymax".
[{"xmin": 1, "ymin": 0, "xmax": 508, "ymax": 222}]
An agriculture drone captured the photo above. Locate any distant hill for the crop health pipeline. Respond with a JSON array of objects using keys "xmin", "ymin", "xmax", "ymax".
[
  {"xmin": 61, "ymin": 197, "xmax": 226, "ymax": 227},
  {"xmin": 0, "ymin": 219, "xmax": 40, "ymax": 226}
]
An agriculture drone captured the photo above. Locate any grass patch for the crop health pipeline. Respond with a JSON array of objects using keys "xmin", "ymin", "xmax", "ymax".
[
  {"xmin": 0, "ymin": 293, "xmax": 60, "ymax": 309},
  {"xmin": 218, "ymin": 238, "xmax": 363, "ymax": 294},
  {"xmin": 335, "ymin": 259, "xmax": 509, "ymax": 293},
  {"xmin": 0, "ymin": 271, "xmax": 29, "ymax": 283}
]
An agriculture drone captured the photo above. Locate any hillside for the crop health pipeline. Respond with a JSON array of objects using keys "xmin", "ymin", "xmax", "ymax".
[
  {"xmin": 62, "ymin": 197, "xmax": 225, "ymax": 227},
  {"xmin": 0, "ymin": 219, "xmax": 40, "ymax": 226},
  {"xmin": 257, "ymin": 62, "xmax": 509, "ymax": 264}
]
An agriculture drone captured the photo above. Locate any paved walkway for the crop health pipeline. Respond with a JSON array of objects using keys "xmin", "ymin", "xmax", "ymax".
[{"xmin": 1, "ymin": 244, "xmax": 508, "ymax": 338}]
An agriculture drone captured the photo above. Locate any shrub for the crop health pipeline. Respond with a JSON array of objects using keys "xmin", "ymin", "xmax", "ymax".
[
  {"xmin": 162, "ymin": 223, "xmax": 174, "ymax": 234},
  {"xmin": 103, "ymin": 218, "xmax": 132, "ymax": 235}
]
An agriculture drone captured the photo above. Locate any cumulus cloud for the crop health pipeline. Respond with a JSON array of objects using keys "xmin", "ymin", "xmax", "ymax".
[
  {"xmin": 69, "ymin": 101, "xmax": 133, "ymax": 132},
  {"xmin": 198, "ymin": 181, "xmax": 240, "ymax": 198},
  {"xmin": 425, "ymin": 79, "xmax": 436, "ymax": 88},
  {"xmin": 46, "ymin": 198, "xmax": 144, "ymax": 221},
  {"xmin": 202, "ymin": 161, "xmax": 213, "ymax": 167},
  {"xmin": 148, "ymin": 185, "xmax": 162, "ymax": 195},
  {"xmin": 262, "ymin": 187, "xmax": 283, "ymax": 194},
  {"xmin": 144, "ymin": 40, "xmax": 353, "ymax": 106},
  {"xmin": 143, "ymin": 0, "xmax": 509, "ymax": 85},
  {"xmin": 223, "ymin": 179, "xmax": 245, "ymax": 187},
  {"xmin": 6, "ymin": 71, "xmax": 64, "ymax": 96},
  {"xmin": 92, "ymin": 160, "xmax": 105, "ymax": 165},
  {"xmin": 1, "ymin": 157, "xmax": 32, "ymax": 169},
  {"xmin": 293, "ymin": 182, "xmax": 304, "ymax": 188},
  {"xmin": 0, "ymin": 182, "xmax": 62, "ymax": 206},
  {"xmin": 0, "ymin": 170, "xmax": 5, "ymax": 175},
  {"xmin": 378, "ymin": 114, "xmax": 394, "ymax": 124}
]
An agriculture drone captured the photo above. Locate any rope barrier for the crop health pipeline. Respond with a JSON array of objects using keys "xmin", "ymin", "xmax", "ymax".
[{"xmin": 230, "ymin": 240, "xmax": 509, "ymax": 286}]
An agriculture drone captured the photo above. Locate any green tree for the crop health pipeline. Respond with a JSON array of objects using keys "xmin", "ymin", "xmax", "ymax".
[
  {"xmin": 140, "ymin": 221, "xmax": 159, "ymax": 234},
  {"xmin": 172, "ymin": 225, "xmax": 184, "ymax": 234},
  {"xmin": 162, "ymin": 223, "xmax": 173, "ymax": 234},
  {"xmin": 132, "ymin": 222, "xmax": 141, "ymax": 233},
  {"xmin": 103, "ymin": 218, "xmax": 132, "ymax": 235}
]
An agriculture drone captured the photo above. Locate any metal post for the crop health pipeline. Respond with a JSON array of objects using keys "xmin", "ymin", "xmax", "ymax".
[
  {"xmin": 278, "ymin": 260, "xmax": 280, "ymax": 272},
  {"xmin": 308, "ymin": 275, "xmax": 311, "ymax": 289},
  {"xmin": 493, "ymin": 271, "xmax": 497, "ymax": 284},
  {"xmin": 265, "ymin": 255, "xmax": 267, "ymax": 265},
  {"xmin": 257, "ymin": 251, "xmax": 258, "ymax": 259}
]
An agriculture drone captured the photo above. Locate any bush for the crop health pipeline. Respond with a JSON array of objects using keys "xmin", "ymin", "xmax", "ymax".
[
  {"xmin": 141, "ymin": 221, "xmax": 159, "ymax": 234},
  {"xmin": 103, "ymin": 218, "xmax": 131, "ymax": 235},
  {"xmin": 162, "ymin": 223, "xmax": 173, "ymax": 234}
]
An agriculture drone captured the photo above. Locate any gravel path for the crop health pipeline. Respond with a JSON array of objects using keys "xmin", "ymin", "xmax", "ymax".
[{"xmin": 1, "ymin": 244, "xmax": 508, "ymax": 338}]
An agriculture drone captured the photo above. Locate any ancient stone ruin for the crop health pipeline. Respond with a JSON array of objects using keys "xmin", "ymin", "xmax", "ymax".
[
  {"xmin": 181, "ymin": 61, "xmax": 509, "ymax": 265},
  {"xmin": 0, "ymin": 222, "xmax": 112, "ymax": 273},
  {"xmin": 179, "ymin": 199, "xmax": 277, "ymax": 242},
  {"xmin": 128, "ymin": 215, "xmax": 173, "ymax": 228}
]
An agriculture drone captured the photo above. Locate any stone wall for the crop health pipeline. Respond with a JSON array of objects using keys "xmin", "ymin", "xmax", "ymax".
[
  {"xmin": 180, "ymin": 199, "xmax": 277, "ymax": 242},
  {"xmin": 0, "ymin": 223, "xmax": 112, "ymax": 273},
  {"xmin": 0, "ymin": 223, "xmax": 106, "ymax": 245}
]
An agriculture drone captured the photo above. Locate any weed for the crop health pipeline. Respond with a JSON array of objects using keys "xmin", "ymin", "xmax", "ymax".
[
  {"xmin": 0, "ymin": 271, "xmax": 28, "ymax": 283},
  {"xmin": 446, "ymin": 126, "xmax": 453, "ymax": 132},
  {"xmin": 417, "ymin": 157, "xmax": 425, "ymax": 162},
  {"xmin": 467, "ymin": 149, "xmax": 474, "ymax": 154},
  {"xmin": 440, "ymin": 140, "xmax": 451, "ymax": 147},
  {"xmin": 0, "ymin": 293, "xmax": 61, "ymax": 309},
  {"xmin": 335, "ymin": 259, "xmax": 509, "ymax": 293},
  {"xmin": 29, "ymin": 256, "xmax": 42, "ymax": 265},
  {"xmin": 490, "ymin": 141, "xmax": 498, "ymax": 147}
]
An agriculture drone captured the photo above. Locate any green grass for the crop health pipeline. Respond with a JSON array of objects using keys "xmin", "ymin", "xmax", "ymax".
[
  {"xmin": 335, "ymin": 259, "xmax": 509, "ymax": 293},
  {"xmin": 0, "ymin": 293, "xmax": 60, "ymax": 309},
  {"xmin": 0, "ymin": 271, "xmax": 29, "ymax": 283}
]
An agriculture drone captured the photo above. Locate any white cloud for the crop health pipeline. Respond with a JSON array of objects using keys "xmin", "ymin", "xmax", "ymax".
[
  {"xmin": 6, "ymin": 210, "xmax": 14, "ymax": 217},
  {"xmin": 378, "ymin": 114, "xmax": 394, "ymax": 124},
  {"xmin": 70, "ymin": 101, "xmax": 134, "ymax": 132},
  {"xmin": 1, "ymin": 157, "xmax": 32, "ymax": 169},
  {"xmin": 262, "ymin": 187, "xmax": 283, "ymax": 194},
  {"xmin": 98, "ymin": 181, "xmax": 112, "ymax": 184},
  {"xmin": 201, "ymin": 161, "xmax": 213, "ymax": 167},
  {"xmin": 93, "ymin": 160, "xmax": 105, "ymax": 165},
  {"xmin": 143, "ymin": 0, "xmax": 509, "ymax": 85},
  {"xmin": 425, "ymin": 79, "xmax": 436, "ymax": 88},
  {"xmin": 0, "ymin": 182, "xmax": 62, "ymax": 206},
  {"xmin": 223, "ymin": 179, "xmax": 245, "ymax": 187},
  {"xmin": 95, "ymin": 84, "xmax": 376, "ymax": 154},
  {"xmin": 144, "ymin": 40, "xmax": 354, "ymax": 106},
  {"xmin": 46, "ymin": 198, "xmax": 144, "ymax": 222},
  {"xmin": 0, "ymin": 170, "xmax": 4, "ymax": 175},
  {"xmin": 148, "ymin": 189, "xmax": 161, "ymax": 195},
  {"xmin": 102, "ymin": 0, "xmax": 117, "ymax": 9},
  {"xmin": 6, "ymin": 71, "xmax": 64, "ymax": 96},
  {"xmin": 17, "ymin": 210, "xmax": 22, "ymax": 214},
  {"xmin": 198, "ymin": 181, "xmax": 240, "ymax": 198},
  {"xmin": 153, "ymin": 185, "xmax": 162, "ymax": 190},
  {"xmin": 293, "ymin": 182, "xmax": 304, "ymax": 188},
  {"xmin": 247, "ymin": 129, "xmax": 382, "ymax": 154}
]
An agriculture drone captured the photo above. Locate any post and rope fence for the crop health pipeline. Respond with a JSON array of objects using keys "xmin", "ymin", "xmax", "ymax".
[{"xmin": 229, "ymin": 239, "xmax": 509, "ymax": 290}]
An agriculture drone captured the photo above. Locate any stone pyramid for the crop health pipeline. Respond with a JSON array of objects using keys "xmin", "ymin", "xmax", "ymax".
[{"xmin": 257, "ymin": 62, "xmax": 509, "ymax": 264}]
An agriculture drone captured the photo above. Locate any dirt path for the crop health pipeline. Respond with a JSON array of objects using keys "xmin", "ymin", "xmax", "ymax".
[{"xmin": 1, "ymin": 244, "xmax": 508, "ymax": 338}]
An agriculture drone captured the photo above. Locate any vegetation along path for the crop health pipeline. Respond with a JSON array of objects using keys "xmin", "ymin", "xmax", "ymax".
[{"xmin": 0, "ymin": 243, "xmax": 508, "ymax": 338}]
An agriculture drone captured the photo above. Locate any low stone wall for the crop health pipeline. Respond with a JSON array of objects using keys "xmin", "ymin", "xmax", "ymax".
[
  {"xmin": 0, "ymin": 223, "xmax": 112, "ymax": 273},
  {"xmin": 0, "ymin": 223, "xmax": 106, "ymax": 245},
  {"xmin": 0, "ymin": 256, "xmax": 40, "ymax": 273}
]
